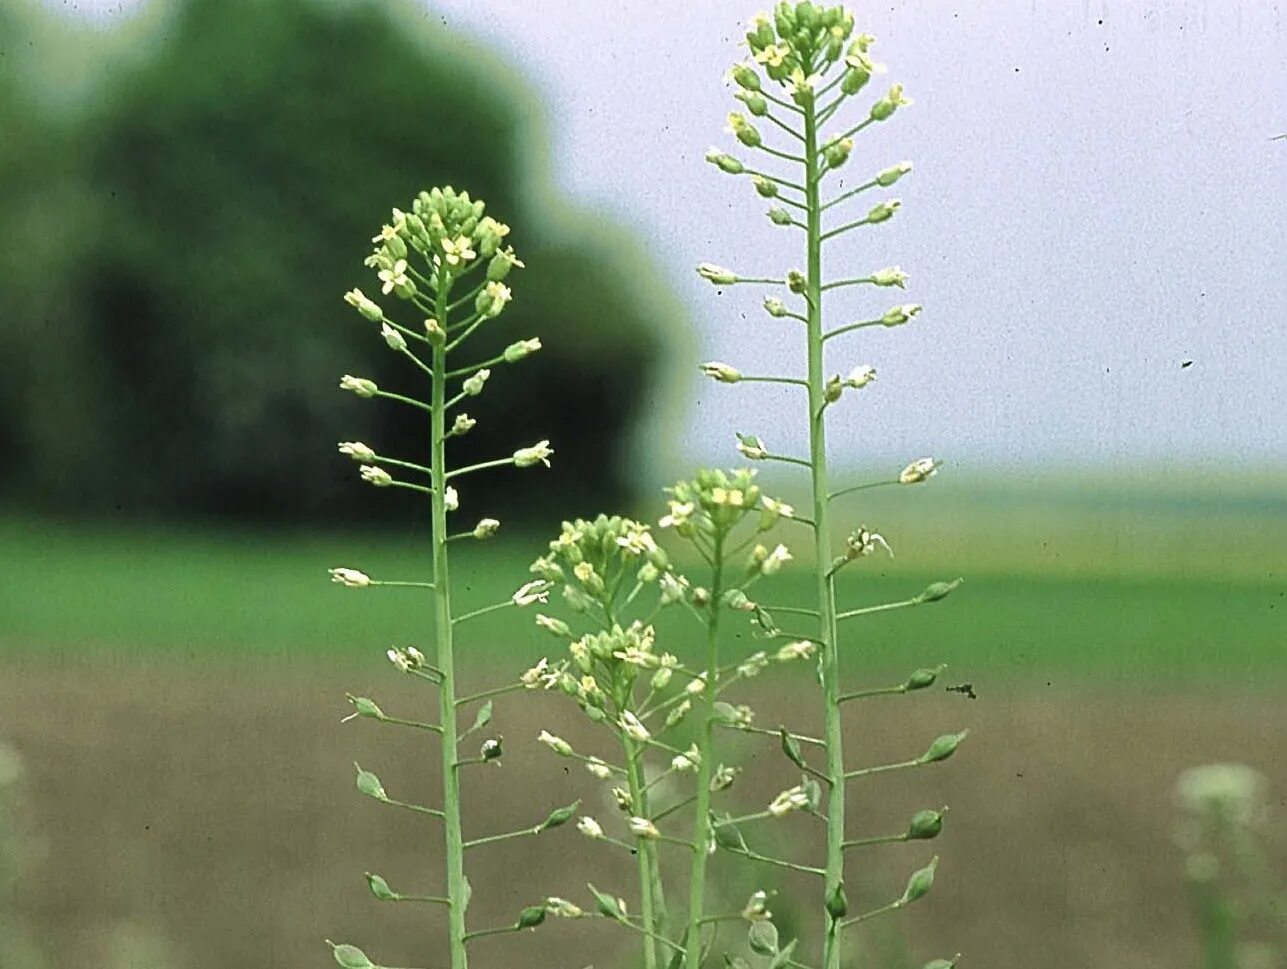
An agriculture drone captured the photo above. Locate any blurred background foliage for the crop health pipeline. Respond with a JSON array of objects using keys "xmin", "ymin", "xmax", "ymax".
[{"xmin": 0, "ymin": 0, "xmax": 690, "ymax": 525}]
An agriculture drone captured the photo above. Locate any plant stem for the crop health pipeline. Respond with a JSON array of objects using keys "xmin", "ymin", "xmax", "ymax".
[
  {"xmin": 804, "ymin": 91, "xmax": 846, "ymax": 969},
  {"xmin": 684, "ymin": 536, "xmax": 724, "ymax": 969},
  {"xmin": 431, "ymin": 273, "xmax": 470, "ymax": 969},
  {"xmin": 623, "ymin": 735, "xmax": 660, "ymax": 969}
]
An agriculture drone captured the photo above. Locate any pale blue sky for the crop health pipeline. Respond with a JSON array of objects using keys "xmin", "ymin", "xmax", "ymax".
[{"xmin": 57, "ymin": 0, "xmax": 1287, "ymax": 476}]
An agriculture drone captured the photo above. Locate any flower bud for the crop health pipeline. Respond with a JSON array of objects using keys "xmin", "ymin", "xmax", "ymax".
[
  {"xmin": 823, "ymin": 137, "xmax": 854, "ymax": 169},
  {"xmin": 339, "ymin": 375, "xmax": 378, "ymax": 398},
  {"xmin": 535, "ymin": 614, "xmax": 571, "ymax": 638},
  {"xmin": 424, "ymin": 317, "xmax": 446, "ymax": 344},
  {"xmin": 882, "ymin": 303, "xmax": 922, "ymax": 327},
  {"xmin": 824, "ymin": 375, "xmax": 844, "ymax": 403},
  {"xmin": 516, "ymin": 905, "xmax": 546, "ymax": 929},
  {"xmin": 726, "ymin": 112, "xmax": 762, "ymax": 148},
  {"xmin": 916, "ymin": 579, "xmax": 961, "ymax": 603},
  {"xmin": 736, "ymin": 90, "xmax": 769, "ymax": 117},
  {"xmin": 844, "ymin": 365, "xmax": 877, "ymax": 389},
  {"xmin": 706, "ymin": 148, "xmax": 745, "ymax": 175},
  {"xmin": 697, "ymin": 263, "xmax": 738, "ymax": 285},
  {"xmin": 870, "ymin": 266, "xmax": 909, "ymax": 288},
  {"xmin": 380, "ymin": 323, "xmax": 407, "ymax": 352},
  {"xmin": 701, "ymin": 361, "xmax": 743, "ymax": 383},
  {"xmin": 841, "ymin": 64, "xmax": 870, "ymax": 95},
  {"xmin": 728, "ymin": 62, "xmax": 761, "ymax": 91},
  {"xmin": 902, "ymin": 856, "xmax": 939, "ymax": 903},
  {"xmin": 752, "ymin": 176, "xmax": 778, "ymax": 198},
  {"xmin": 538, "ymin": 730, "xmax": 574, "ymax": 757},
  {"xmin": 344, "ymin": 288, "xmax": 384, "ymax": 323},
  {"xmin": 577, "ymin": 816, "xmax": 604, "ymax": 839},
  {"xmin": 762, "ymin": 296, "xmax": 789, "ymax": 318},
  {"xmin": 736, "ymin": 432, "xmax": 767, "ymax": 459},
  {"xmin": 365, "ymin": 871, "xmax": 396, "ymax": 901},
  {"xmin": 899, "ymin": 457, "xmax": 940, "ymax": 484},
  {"xmin": 866, "ymin": 199, "xmax": 901, "ymax": 224},
  {"xmin": 628, "ymin": 816, "xmax": 660, "ymax": 839},
  {"xmin": 904, "ymin": 665, "xmax": 943, "ymax": 690},
  {"xmin": 450, "ymin": 413, "xmax": 476, "ymax": 436},
  {"xmin": 329, "ymin": 567, "xmax": 371, "ymax": 588},
  {"xmin": 922, "ymin": 730, "xmax": 968, "ymax": 764},
  {"xmin": 462, "ymin": 369, "xmax": 490, "ymax": 396},
  {"xmin": 786, "ymin": 269, "xmax": 806, "ymax": 293},
  {"xmin": 338, "ymin": 441, "xmax": 376, "ymax": 462},
  {"xmin": 353, "ymin": 763, "xmax": 386, "ymax": 800},
  {"xmin": 871, "ymin": 83, "xmax": 913, "ymax": 122},
  {"xmin": 767, "ymin": 206, "xmax": 792, "ymax": 226},
  {"xmin": 504, "ymin": 337, "xmax": 542, "ymax": 362},
  {"xmin": 360, "ymin": 465, "xmax": 393, "ymax": 487},
  {"xmin": 877, "ymin": 161, "xmax": 913, "ymax": 187},
  {"xmin": 514, "ymin": 440, "xmax": 554, "ymax": 468}
]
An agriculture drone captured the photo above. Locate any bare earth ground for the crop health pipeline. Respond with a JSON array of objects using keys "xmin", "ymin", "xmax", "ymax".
[{"xmin": 2, "ymin": 661, "xmax": 1284, "ymax": 969}]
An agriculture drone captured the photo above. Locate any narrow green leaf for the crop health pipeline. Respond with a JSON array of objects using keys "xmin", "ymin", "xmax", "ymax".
[{"xmin": 769, "ymin": 938, "xmax": 799, "ymax": 969}]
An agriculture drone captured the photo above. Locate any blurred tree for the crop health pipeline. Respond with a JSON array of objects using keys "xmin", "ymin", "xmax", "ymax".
[{"xmin": 0, "ymin": 0, "xmax": 689, "ymax": 525}]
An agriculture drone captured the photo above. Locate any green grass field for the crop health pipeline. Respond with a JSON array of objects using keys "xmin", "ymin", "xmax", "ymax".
[{"xmin": 2, "ymin": 475, "xmax": 1283, "ymax": 686}]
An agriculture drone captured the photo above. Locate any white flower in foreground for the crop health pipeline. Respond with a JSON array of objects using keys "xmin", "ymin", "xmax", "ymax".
[
  {"xmin": 360, "ymin": 465, "xmax": 393, "ymax": 487},
  {"xmin": 380, "ymin": 322, "xmax": 407, "ymax": 352},
  {"xmin": 512, "ymin": 579, "xmax": 552, "ymax": 607},
  {"xmin": 870, "ymin": 266, "xmax": 909, "ymax": 288},
  {"xmin": 329, "ymin": 567, "xmax": 371, "ymax": 588},
  {"xmin": 520, "ymin": 657, "xmax": 557, "ymax": 690},
  {"xmin": 343, "ymin": 287, "xmax": 383, "ymax": 322},
  {"xmin": 451, "ymin": 413, "xmax": 476, "ymax": 436},
  {"xmin": 685, "ymin": 675, "xmax": 708, "ymax": 696},
  {"xmin": 443, "ymin": 486, "xmax": 459, "ymax": 511},
  {"xmin": 441, "ymin": 235, "xmax": 476, "ymax": 266},
  {"xmin": 672, "ymin": 745, "xmax": 701, "ymax": 773},
  {"xmin": 696, "ymin": 263, "xmax": 738, "ymax": 285},
  {"xmin": 769, "ymin": 784, "xmax": 811, "ymax": 817},
  {"xmin": 585, "ymin": 757, "xmax": 612, "ymax": 780},
  {"xmin": 700, "ymin": 361, "xmax": 743, "ymax": 383},
  {"xmin": 743, "ymin": 890, "xmax": 772, "ymax": 921},
  {"xmin": 403, "ymin": 646, "xmax": 425, "ymax": 667},
  {"xmin": 618, "ymin": 711, "xmax": 651, "ymax": 743},
  {"xmin": 377, "ymin": 259, "xmax": 410, "ymax": 295},
  {"xmin": 845, "ymin": 365, "xmax": 877, "ymax": 389},
  {"xmin": 659, "ymin": 501, "xmax": 695, "ymax": 529},
  {"xmin": 473, "ymin": 518, "xmax": 500, "ymax": 540},
  {"xmin": 514, "ymin": 440, "xmax": 554, "ymax": 468},
  {"xmin": 386, "ymin": 647, "xmax": 411, "ymax": 673},
  {"xmin": 538, "ymin": 730, "xmax": 573, "ymax": 757},
  {"xmin": 577, "ymin": 816, "xmax": 604, "ymax": 840},
  {"xmin": 503, "ymin": 338, "xmax": 542, "ymax": 362},
  {"xmin": 760, "ymin": 544, "xmax": 792, "ymax": 576},
  {"xmin": 462, "ymin": 369, "xmax": 490, "ymax": 397},
  {"xmin": 339, "ymin": 375, "xmax": 378, "ymax": 398},
  {"xmin": 899, "ymin": 457, "xmax": 941, "ymax": 485},
  {"xmin": 776, "ymin": 641, "xmax": 817, "ymax": 662},
  {"xmin": 337, "ymin": 441, "xmax": 376, "ymax": 462}
]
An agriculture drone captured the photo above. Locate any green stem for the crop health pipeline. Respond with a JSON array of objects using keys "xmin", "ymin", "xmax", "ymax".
[
  {"xmin": 623, "ymin": 736, "xmax": 661, "ymax": 969},
  {"xmin": 684, "ymin": 538, "xmax": 724, "ymax": 969},
  {"xmin": 431, "ymin": 274, "xmax": 470, "ymax": 969},
  {"xmin": 804, "ymin": 92, "xmax": 846, "ymax": 969}
]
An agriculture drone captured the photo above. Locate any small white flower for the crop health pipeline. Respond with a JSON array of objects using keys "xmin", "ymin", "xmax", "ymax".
[
  {"xmin": 585, "ymin": 757, "xmax": 612, "ymax": 780},
  {"xmin": 371, "ymin": 224, "xmax": 399, "ymax": 244},
  {"xmin": 386, "ymin": 647, "xmax": 411, "ymax": 673},
  {"xmin": 614, "ymin": 645, "xmax": 656, "ymax": 668},
  {"xmin": 736, "ymin": 433, "xmax": 767, "ymax": 460},
  {"xmin": 710, "ymin": 764, "xmax": 739, "ymax": 792},
  {"xmin": 451, "ymin": 413, "xmax": 476, "ymax": 436},
  {"xmin": 360, "ymin": 465, "xmax": 393, "ymax": 487},
  {"xmin": 899, "ymin": 457, "xmax": 941, "ymax": 485},
  {"xmin": 441, "ymin": 235, "xmax": 476, "ymax": 266},
  {"xmin": 659, "ymin": 501, "xmax": 695, "ymax": 529},
  {"xmin": 882, "ymin": 303, "xmax": 922, "ymax": 327},
  {"xmin": 473, "ymin": 518, "xmax": 500, "ymax": 540},
  {"xmin": 520, "ymin": 657, "xmax": 555, "ymax": 689},
  {"xmin": 545, "ymin": 897, "xmax": 585, "ymax": 919},
  {"xmin": 846, "ymin": 525, "xmax": 894, "ymax": 559},
  {"xmin": 513, "ymin": 440, "xmax": 554, "ymax": 469},
  {"xmin": 737, "ymin": 651, "xmax": 770, "ymax": 678},
  {"xmin": 845, "ymin": 365, "xmax": 877, "ymax": 389},
  {"xmin": 776, "ymin": 641, "xmax": 816, "ymax": 662},
  {"xmin": 618, "ymin": 711, "xmax": 651, "ymax": 743},
  {"xmin": 696, "ymin": 263, "xmax": 738, "ymax": 285},
  {"xmin": 665, "ymin": 699, "xmax": 692, "ymax": 729},
  {"xmin": 685, "ymin": 675, "xmax": 708, "ymax": 696},
  {"xmin": 377, "ymin": 259, "xmax": 410, "ymax": 295},
  {"xmin": 671, "ymin": 744, "xmax": 701, "ymax": 772},
  {"xmin": 380, "ymin": 322, "xmax": 407, "ymax": 352},
  {"xmin": 628, "ymin": 816, "xmax": 660, "ymax": 840},
  {"xmin": 503, "ymin": 337, "xmax": 542, "ymax": 362},
  {"xmin": 700, "ymin": 361, "xmax": 743, "ymax": 383},
  {"xmin": 769, "ymin": 784, "xmax": 811, "ymax": 817},
  {"xmin": 476, "ymin": 280, "xmax": 513, "ymax": 318},
  {"xmin": 658, "ymin": 572, "xmax": 688, "ymax": 605},
  {"xmin": 870, "ymin": 266, "xmax": 909, "ymax": 288},
  {"xmin": 443, "ymin": 486, "xmax": 459, "ymax": 511},
  {"xmin": 538, "ymin": 730, "xmax": 574, "ymax": 757},
  {"xmin": 743, "ymin": 889, "xmax": 772, "ymax": 921},
  {"xmin": 512, "ymin": 579, "xmax": 552, "ymax": 607},
  {"xmin": 329, "ymin": 567, "xmax": 371, "ymax": 588},
  {"xmin": 404, "ymin": 646, "xmax": 426, "ymax": 668},
  {"xmin": 339, "ymin": 375, "xmax": 378, "ymax": 398},
  {"xmin": 577, "ymin": 816, "xmax": 604, "ymax": 839},
  {"xmin": 535, "ymin": 614, "xmax": 571, "ymax": 637},
  {"xmin": 344, "ymin": 287, "xmax": 384, "ymax": 322},
  {"xmin": 761, "ymin": 543, "xmax": 792, "ymax": 576},
  {"xmin": 761, "ymin": 495, "xmax": 794, "ymax": 520},
  {"xmin": 753, "ymin": 42, "xmax": 789, "ymax": 68},
  {"xmin": 338, "ymin": 441, "xmax": 376, "ymax": 462}
]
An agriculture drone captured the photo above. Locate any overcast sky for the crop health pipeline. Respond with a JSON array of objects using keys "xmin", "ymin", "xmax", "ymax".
[{"xmin": 59, "ymin": 0, "xmax": 1287, "ymax": 475}]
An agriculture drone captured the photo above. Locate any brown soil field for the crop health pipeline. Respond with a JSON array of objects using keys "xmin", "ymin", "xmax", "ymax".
[{"xmin": 1, "ymin": 660, "xmax": 1283, "ymax": 969}]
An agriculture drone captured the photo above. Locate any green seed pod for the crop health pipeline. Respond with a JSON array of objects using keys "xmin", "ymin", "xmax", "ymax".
[
  {"xmin": 738, "ymin": 90, "xmax": 769, "ymax": 117},
  {"xmin": 825, "ymin": 881, "xmax": 848, "ymax": 920},
  {"xmin": 330, "ymin": 942, "xmax": 374, "ymax": 969},
  {"xmin": 752, "ymin": 175, "xmax": 778, "ymax": 198},
  {"xmin": 786, "ymin": 269, "xmax": 806, "ymax": 293},
  {"xmin": 866, "ymin": 199, "xmax": 901, "ymax": 224},
  {"xmin": 823, "ymin": 137, "xmax": 854, "ymax": 169},
  {"xmin": 877, "ymin": 161, "xmax": 913, "ymax": 187},
  {"xmin": 922, "ymin": 959, "xmax": 958, "ymax": 969},
  {"xmin": 729, "ymin": 62, "xmax": 761, "ymax": 91},
  {"xmin": 346, "ymin": 695, "xmax": 384, "ymax": 720},
  {"xmin": 353, "ymin": 763, "xmax": 386, "ymax": 801},
  {"xmin": 707, "ymin": 150, "xmax": 745, "ymax": 175},
  {"xmin": 748, "ymin": 918, "xmax": 779, "ymax": 956},
  {"xmin": 516, "ymin": 905, "xmax": 547, "ymax": 929},
  {"xmin": 768, "ymin": 206, "xmax": 792, "ymax": 226},
  {"xmin": 904, "ymin": 666, "xmax": 943, "ymax": 691},
  {"xmin": 922, "ymin": 730, "xmax": 968, "ymax": 764},
  {"xmin": 539, "ymin": 799, "xmax": 581, "ymax": 832},
  {"xmin": 364, "ymin": 872, "xmax": 397, "ymax": 901},
  {"xmin": 902, "ymin": 856, "xmax": 939, "ymax": 903},
  {"xmin": 917, "ymin": 578, "xmax": 963, "ymax": 603},
  {"xmin": 841, "ymin": 65, "xmax": 871, "ymax": 96},
  {"xmin": 907, "ymin": 808, "xmax": 946, "ymax": 840},
  {"xmin": 714, "ymin": 819, "xmax": 748, "ymax": 851}
]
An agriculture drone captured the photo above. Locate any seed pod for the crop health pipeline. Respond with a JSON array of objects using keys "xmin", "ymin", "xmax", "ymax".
[{"xmin": 922, "ymin": 731, "xmax": 969, "ymax": 764}]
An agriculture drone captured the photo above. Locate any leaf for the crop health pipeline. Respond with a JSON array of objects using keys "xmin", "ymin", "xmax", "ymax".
[
  {"xmin": 748, "ymin": 919, "xmax": 779, "ymax": 956},
  {"xmin": 778, "ymin": 727, "xmax": 805, "ymax": 770}
]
